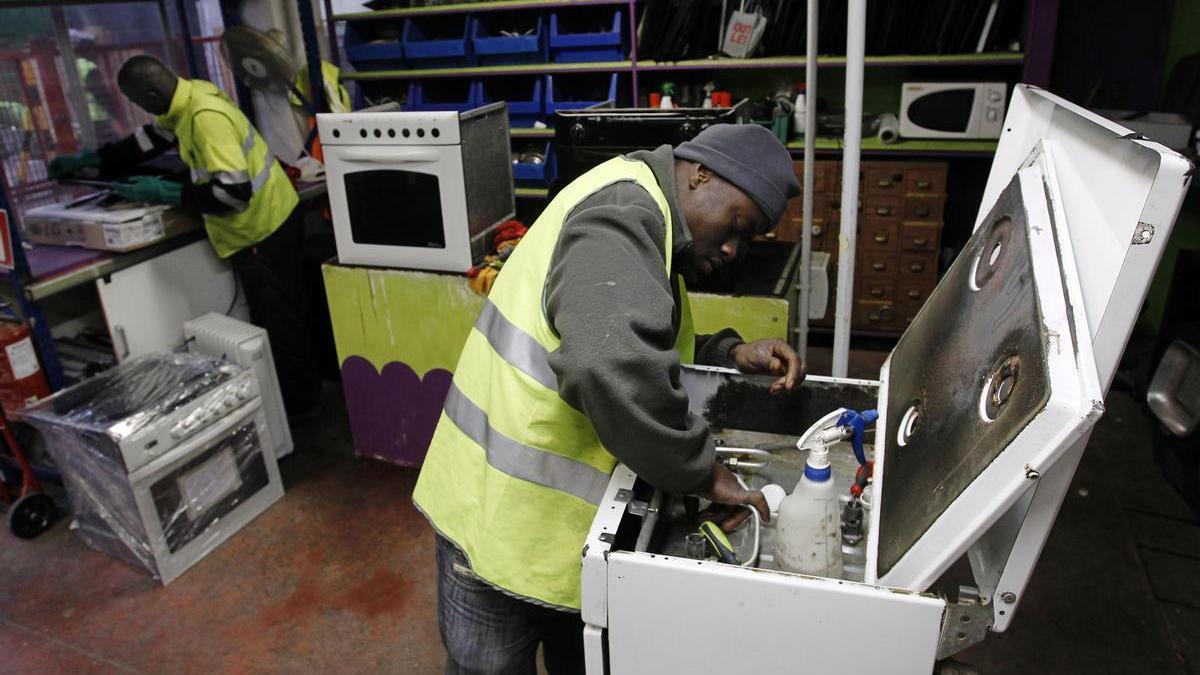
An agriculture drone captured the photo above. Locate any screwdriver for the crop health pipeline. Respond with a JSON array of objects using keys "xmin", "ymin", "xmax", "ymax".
[{"xmin": 698, "ymin": 520, "xmax": 742, "ymax": 565}]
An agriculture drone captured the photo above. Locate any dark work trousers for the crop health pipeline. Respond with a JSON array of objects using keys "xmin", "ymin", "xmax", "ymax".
[
  {"xmin": 230, "ymin": 208, "xmax": 321, "ymax": 417},
  {"xmin": 436, "ymin": 535, "xmax": 586, "ymax": 675}
]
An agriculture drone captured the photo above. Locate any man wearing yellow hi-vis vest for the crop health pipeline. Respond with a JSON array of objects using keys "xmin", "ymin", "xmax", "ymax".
[
  {"xmin": 49, "ymin": 55, "xmax": 319, "ymax": 416},
  {"xmin": 414, "ymin": 124, "xmax": 804, "ymax": 674}
]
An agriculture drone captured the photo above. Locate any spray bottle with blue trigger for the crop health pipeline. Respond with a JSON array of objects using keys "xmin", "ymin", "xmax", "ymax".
[{"xmin": 774, "ymin": 408, "xmax": 877, "ymax": 577}]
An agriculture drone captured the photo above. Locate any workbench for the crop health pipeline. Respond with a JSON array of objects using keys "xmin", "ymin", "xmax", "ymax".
[
  {"xmin": 322, "ymin": 261, "xmax": 789, "ymax": 467},
  {"xmin": 2, "ymin": 181, "xmax": 328, "ymax": 389}
]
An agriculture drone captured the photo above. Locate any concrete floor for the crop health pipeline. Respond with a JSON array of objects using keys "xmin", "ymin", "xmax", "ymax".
[{"xmin": 2, "ymin": 372, "xmax": 1198, "ymax": 673}]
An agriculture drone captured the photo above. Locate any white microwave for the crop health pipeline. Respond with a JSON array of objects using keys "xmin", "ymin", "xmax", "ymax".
[
  {"xmin": 899, "ymin": 82, "xmax": 1006, "ymax": 139},
  {"xmin": 318, "ymin": 103, "xmax": 514, "ymax": 272}
]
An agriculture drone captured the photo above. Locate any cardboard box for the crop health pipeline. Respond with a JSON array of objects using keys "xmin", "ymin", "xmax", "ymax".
[{"xmin": 22, "ymin": 197, "xmax": 201, "ymax": 253}]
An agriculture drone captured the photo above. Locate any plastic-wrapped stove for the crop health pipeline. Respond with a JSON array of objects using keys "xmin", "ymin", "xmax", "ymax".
[
  {"xmin": 22, "ymin": 352, "xmax": 284, "ymax": 584},
  {"xmin": 579, "ymin": 86, "xmax": 1195, "ymax": 673}
]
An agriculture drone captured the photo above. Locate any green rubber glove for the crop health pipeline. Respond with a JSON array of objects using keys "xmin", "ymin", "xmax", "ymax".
[
  {"xmin": 111, "ymin": 175, "xmax": 182, "ymax": 206},
  {"xmin": 48, "ymin": 150, "xmax": 100, "ymax": 179}
]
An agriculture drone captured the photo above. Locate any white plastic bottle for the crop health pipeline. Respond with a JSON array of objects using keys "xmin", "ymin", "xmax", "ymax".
[
  {"xmin": 792, "ymin": 84, "xmax": 807, "ymax": 139},
  {"xmin": 775, "ymin": 444, "xmax": 843, "ymax": 577}
]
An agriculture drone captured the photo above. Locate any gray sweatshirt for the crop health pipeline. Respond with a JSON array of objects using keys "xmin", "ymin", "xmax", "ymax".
[{"xmin": 544, "ymin": 145, "xmax": 743, "ymax": 494}]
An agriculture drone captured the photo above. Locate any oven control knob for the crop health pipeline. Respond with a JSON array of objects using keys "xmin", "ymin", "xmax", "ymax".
[
  {"xmin": 223, "ymin": 395, "xmax": 238, "ymax": 409},
  {"xmin": 570, "ymin": 123, "xmax": 586, "ymax": 143},
  {"xmin": 235, "ymin": 385, "xmax": 249, "ymax": 401},
  {"xmin": 679, "ymin": 122, "xmax": 696, "ymax": 139},
  {"xmin": 171, "ymin": 424, "xmax": 185, "ymax": 439}
]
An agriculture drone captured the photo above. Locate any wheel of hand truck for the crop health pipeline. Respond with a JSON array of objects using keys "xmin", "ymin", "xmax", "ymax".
[{"xmin": 7, "ymin": 493, "xmax": 57, "ymax": 539}]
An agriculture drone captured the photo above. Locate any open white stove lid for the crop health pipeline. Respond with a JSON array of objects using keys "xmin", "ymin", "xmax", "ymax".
[{"xmin": 864, "ymin": 85, "xmax": 1193, "ymax": 591}]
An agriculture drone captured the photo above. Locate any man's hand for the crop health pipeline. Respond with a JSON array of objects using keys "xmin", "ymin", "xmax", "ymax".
[
  {"xmin": 112, "ymin": 175, "xmax": 182, "ymax": 206},
  {"xmin": 48, "ymin": 150, "xmax": 101, "ymax": 179},
  {"xmin": 729, "ymin": 339, "xmax": 805, "ymax": 393},
  {"xmin": 696, "ymin": 461, "xmax": 769, "ymax": 531}
]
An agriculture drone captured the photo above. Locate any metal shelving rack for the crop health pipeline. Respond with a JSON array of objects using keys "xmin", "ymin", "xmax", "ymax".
[
  {"xmin": 323, "ymin": 0, "xmax": 1059, "ymax": 365},
  {"xmin": 326, "ymin": 1, "xmax": 1045, "ymax": 183}
]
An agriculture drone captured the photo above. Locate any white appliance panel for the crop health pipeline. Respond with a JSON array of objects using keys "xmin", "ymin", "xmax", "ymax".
[
  {"xmin": 323, "ymin": 144, "xmax": 473, "ymax": 272},
  {"xmin": 606, "ymin": 553, "xmax": 945, "ymax": 675},
  {"xmin": 96, "ymin": 240, "xmax": 248, "ymax": 361}
]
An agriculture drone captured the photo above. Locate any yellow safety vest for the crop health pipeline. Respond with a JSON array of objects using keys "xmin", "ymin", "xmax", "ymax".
[
  {"xmin": 413, "ymin": 156, "xmax": 695, "ymax": 610},
  {"xmin": 290, "ymin": 61, "xmax": 351, "ymax": 114},
  {"xmin": 156, "ymin": 78, "xmax": 298, "ymax": 258}
]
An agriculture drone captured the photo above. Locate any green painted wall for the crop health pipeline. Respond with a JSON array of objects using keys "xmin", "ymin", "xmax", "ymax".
[
  {"xmin": 690, "ymin": 292, "xmax": 789, "ymax": 342},
  {"xmin": 323, "ymin": 264, "xmax": 790, "ymax": 372}
]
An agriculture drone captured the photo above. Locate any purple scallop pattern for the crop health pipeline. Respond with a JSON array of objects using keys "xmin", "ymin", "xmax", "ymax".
[{"xmin": 339, "ymin": 356, "xmax": 453, "ymax": 467}]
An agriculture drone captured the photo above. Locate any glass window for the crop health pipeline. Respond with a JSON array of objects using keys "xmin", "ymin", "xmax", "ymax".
[{"xmin": 344, "ymin": 168, "xmax": 446, "ymax": 248}]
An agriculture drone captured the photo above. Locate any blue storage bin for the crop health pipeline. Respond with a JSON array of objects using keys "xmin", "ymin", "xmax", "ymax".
[
  {"xmin": 512, "ymin": 142, "xmax": 556, "ymax": 187},
  {"xmin": 472, "ymin": 15, "xmax": 546, "ymax": 66},
  {"xmin": 402, "ymin": 15, "xmax": 475, "ymax": 69},
  {"xmin": 343, "ymin": 22, "xmax": 405, "ymax": 71},
  {"xmin": 549, "ymin": 9, "xmax": 623, "ymax": 63},
  {"xmin": 545, "ymin": 74, "xmax": 619, "ymax": 113},
  {"xmin": 475, "ymin": 77, "xmax": 544, "ymax": 128},
  {"xmin": 406, "ymin": 79, "xmax": 480, "ymax": 112}
]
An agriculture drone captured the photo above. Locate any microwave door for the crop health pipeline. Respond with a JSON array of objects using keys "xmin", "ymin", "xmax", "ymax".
[{"xmin": 328, "ymin": 147, "xmax": 473, "ymax": 272}]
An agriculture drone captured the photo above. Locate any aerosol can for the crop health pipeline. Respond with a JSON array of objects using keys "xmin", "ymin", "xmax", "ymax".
[{"xmin": 775, "ymin": 442, "xmax": 843, "ymax": 577}]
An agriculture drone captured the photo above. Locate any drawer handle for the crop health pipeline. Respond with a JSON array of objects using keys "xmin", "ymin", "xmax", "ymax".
[
  {"xmin": 876, "ymin": 207, "xmax": 891, "ymax": 216},
  {"xmin": 877, "ymin": 179, "xmax": 892, "ymax": 188},
  {"xmin": 812, "ymin": 225, "xmax": 823, "ymax": 236},
  {"xmin": 868, "ymin": 312, "xmax": 881, "ymax": 322},
  {"xmin": 872, "ymin": 262, "xmax": 886, "ymax": 272},
  {"xmin": 870, "ymin": 287, "xmax": 884, "ymax": 297},
  {"xmin": 913, "ymin": 237, "xmax": 928, "ymax": 246},
  {"xmin": 917, "ymin": 180, "xmax": 932, "ymax": 189},
  {"xmin": 907, "ymin": 290, "xmax": 921, "ymax": 299},
  {"xmin": 765, "ymin": 232, "xmax": 777, "ymax": 239},
  {"xmin": 914, "ymin": 206, "xmax": 930, "ymax": 217},
  {"xmin": 910, "ymin": 263, "xmax": 925, "ymax": 272},
  {"xmin": 874, "ymin": 233, "xmax": 889, "ymax": 243}
]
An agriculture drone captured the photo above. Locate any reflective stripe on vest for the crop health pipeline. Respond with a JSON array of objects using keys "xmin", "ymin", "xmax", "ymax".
[
  {"xmin": 413, "ymin": 156, "xmax": 695, "ymax": 610},
  {"xmin": 188, "ymin": 129, "xmax": 273, "ymax": 193}
]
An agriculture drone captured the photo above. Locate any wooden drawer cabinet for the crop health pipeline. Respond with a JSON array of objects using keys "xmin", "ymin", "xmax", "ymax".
[
  {"xmin": 898, "ymin": 280, "xmax": 934, "ymax": 308},
  {"xmin": 860, "ymin": 279, "xmax": 894, "ymax": 302},
  {"xmin": 859, "ymin": 218, "xmax": 898, "ymax": 251},
  {"xmin": 900, "ymin": 222, "xmax": 940, "ymax": 253},
  {"xmin": 865, "ymin": 165, "xmax": 906, "ymax": 193},
  {"xmin": 859, "ymin": 251, "xmax": 898, "ymax": 277},
  {"xmin": 901, "ymin": 253, "xmax": 937, "ymax": 280},
  {"xmin": 866, "ymin": 194, "xmax": 902, "ymax": 221},
  {"xmin": 854, "ymin": 300, "xmax": 896, "ymax": 330},
  {"xmin": 787, "ymin": 159, "xmax": 947, "ymax": 335},
  {"xmin": 904, "ymin": 164, "xmax": 947, "ymax": 195},
  {"xmin": 902, "ymin": 195, "xmax": 945, "ymax": 221}
]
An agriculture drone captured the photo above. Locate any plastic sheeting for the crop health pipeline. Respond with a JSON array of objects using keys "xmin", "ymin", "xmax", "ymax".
[{"xmin": 22, "ymin": 353, "xmax": 279, "ymax": 582}]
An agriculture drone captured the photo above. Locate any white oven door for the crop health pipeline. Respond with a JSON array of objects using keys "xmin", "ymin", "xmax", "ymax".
[
  {"xmin": 324, "ymin": 144, "xmax": 472, "ymax": 272},
  {"xmin": 128, "ymin": 400, "xmax": 284, "ymax": 584}
]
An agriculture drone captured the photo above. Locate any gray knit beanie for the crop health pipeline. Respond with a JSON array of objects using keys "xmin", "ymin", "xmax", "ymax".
[{"xmin": 675, "ymin": 124, "xmax": 801, "ymax": 226}]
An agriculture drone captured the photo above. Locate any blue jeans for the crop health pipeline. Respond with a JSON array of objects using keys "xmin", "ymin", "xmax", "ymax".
[{"xmin": 436, "ymin": 535, "xmax": 585, "ymax": 675}]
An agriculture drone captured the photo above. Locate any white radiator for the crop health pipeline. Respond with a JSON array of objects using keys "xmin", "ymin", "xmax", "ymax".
[{"xmin": 183, "ymin": 313, "xmax": 294, "ymax": 460}]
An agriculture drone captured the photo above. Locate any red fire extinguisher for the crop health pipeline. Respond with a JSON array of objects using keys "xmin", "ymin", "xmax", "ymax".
[{"xmin": 0, "ymin": 317, "xmax": 50, "ymax": 418}]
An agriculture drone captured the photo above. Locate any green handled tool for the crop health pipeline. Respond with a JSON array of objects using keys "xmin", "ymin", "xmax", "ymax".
[{"xmin": 698, "ymin": 520, "xmax": 741, "ymax": 565}]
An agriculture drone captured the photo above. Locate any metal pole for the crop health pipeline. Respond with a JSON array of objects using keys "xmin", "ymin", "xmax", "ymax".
[
  {"xmin": 323, "ymin": 0, "xmax": 340, "ymax": 67},
  {"xmin": 297, "ymin": 0, "xmax": 327, "ymax": 114},
  {"xmin": 50, "ymin": 6, "xmax": 97, "ymax": 151},
  {"xmin": 797, "ymin": 0, "xmax": 818, "ymax": 360},
  {"xmin": 173, "ymin": 0, "xmax": 200, "ymax": 78},
  {"xmin": 627, "ymin": 0, "xmax": 638, "ymax": 104},
  {"xmin": 156, "ymin": 0, "xmax": 182, "ymax": 73},
  {"xmin": 831, "ymin": 0, "xmax": 865, "ymax": 378}
]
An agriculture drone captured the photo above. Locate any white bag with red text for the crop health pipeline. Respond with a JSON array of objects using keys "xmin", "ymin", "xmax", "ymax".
[{"xmin": 721, "ymin": 0, "xmax": 767, "ymax": 59}]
